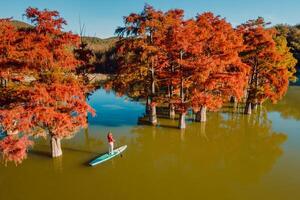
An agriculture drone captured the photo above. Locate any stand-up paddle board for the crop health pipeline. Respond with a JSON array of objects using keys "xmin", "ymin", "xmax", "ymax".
[{"xmin": 89, "ymin": 145, "xmax": 127, "ymax": 166}]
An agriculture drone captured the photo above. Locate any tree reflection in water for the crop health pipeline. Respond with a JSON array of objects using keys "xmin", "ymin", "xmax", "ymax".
[
  {"xmin": 266, "ymin": 87, "xmax": 300, "ymax": 120},
  {"xmin": 130, "ymin": 108, "xmax": 287, "ymax": 185}
]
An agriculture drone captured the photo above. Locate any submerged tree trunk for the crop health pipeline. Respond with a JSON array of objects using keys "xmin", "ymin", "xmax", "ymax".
[
  {"xmin": 178, "ymin": 51, "xmax": 186, "ymax": 129},
  {"xmin": 244, "ymin": 63, "xmax": 256, "ymax": 115},
  {"xmin": 178, "ymin": 80, "xmax": 185, "ymax": 128},
  {"xmin": 149, "ymin": 57, "xmax": 157, "ymax": 125},
  {"xmin": 51, "ymin": 136, "xmax": 62, "ymax": 158},
  {"xmin": 149, "ymin": 104, "xmax": 157, "ymax": 125},
  {"xmin": 252, "ymin": 99, "xmax": 258, "ymax": 112},
  {"xmin": 195, "ymin": 106, "xmax": 207, "ymax": 122},
  {"xmin": 252, "ymin": 63, "xmax": 259, "ymax": 113},
  {"xmin": 231, "ymin": 96, "xmax": 238, "ymax": 112},
  {"xmin": 244, "ymin": 102, "xmax": 252, "ymax": 115},
  {"xmin": 178, "ymin": 113, "xmax": 186, "ymax": 129},
  {"xmin": 148, "ymin": 33, "xmax": 157, "ymax": 125},
  {"xmin": 145, "ymin": 96, "xmax": 150, "ymax": 115},
  {"xmin": 169, "ymin": 104, "xmax": 175, "ymax": 119},
  {"xmin": 195, "ymin": 111, "xmax": 201, "ymax": 122},
  {"xmin": 168, "ymin": 83, "xmax": 175, "ymax": 119}
]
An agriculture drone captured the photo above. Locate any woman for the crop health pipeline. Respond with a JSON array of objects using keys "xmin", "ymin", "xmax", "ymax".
[{"xmin": 107, "ymin": 131, "xmax": 115, "ymax": 154}]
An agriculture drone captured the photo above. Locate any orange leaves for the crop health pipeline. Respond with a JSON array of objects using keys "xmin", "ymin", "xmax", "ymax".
[
  {"xmin": 0, "ymin": 8, "xmax": 94, "ymax": 164},
  {"xmin": 113, "ymin": 6, "xmax": 168, "ymax": 99},
  {"xmin": 25, "ymin": 7, "xmax": 66, "ymax": 35},
  {"xmin": 0, "ymin": 14, "xmax": 80, "ymax": 77},
  {"xmin": 114, "ymin": 5, "xmax": 249, "ymax": 114},
  {"xmin": 0, "ymin": 135, "xmax": 33, "ymax": 165},
  {"xmin": 169, "ymin": 12, "xmax": 249, "ymax": 111},
  {"xmin": 239, "ymin": 17, "xmax": 296, "ymax": 105},
  {"xmin": 114, "ymin": 6, "xmax": 294, "ymax": 121},
  {"xmin": 0, "ymin": 76, "xmax": 95, "ymax": 158}
]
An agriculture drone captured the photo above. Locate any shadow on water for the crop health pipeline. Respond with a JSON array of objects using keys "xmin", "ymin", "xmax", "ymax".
[
  {"xmin": 30, "ymin": 146, "xmax": 105, "ymax": 167},
  {"xmin": 29, "ymin": 150, "xmax": 52, "ymax": 158},
  {"xmin": 83, "ymin": 152, "xmax": 106, "ymax": 166},
  {"xmin": 156, "ymin": 124, "xmax": 179, "ymax": 130},
  {"xmin": 29, "ymin": 144, "xmax": 102, "ymax": 159}
]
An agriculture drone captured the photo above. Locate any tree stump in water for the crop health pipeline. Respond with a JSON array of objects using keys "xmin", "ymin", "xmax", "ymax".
[
  {"xmin": 244, "ymin": 102, "xmax": 252, "ymax": 115},
  {"xmin": 178, "ymin": 113, "xmax": 186, "ymax": 129},
  {"xmin": 51, "ymin": 137, "xmax": 62, "ymax": 157},
  {"xmin": 149, "ymin": 105, "xmax": 157, "ymax": 125},
  {"xmin": 195, "ymin": 106, "xmax": 207, "ymax": 122},
  {"xmin": 169, "ymin": 104, "xmax": 175, "ymax": 119}
]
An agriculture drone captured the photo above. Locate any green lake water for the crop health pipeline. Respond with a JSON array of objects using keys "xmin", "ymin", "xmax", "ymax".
[{"xmin": 0, "ymin": 87, "xmax": 300, "ymax": 200}]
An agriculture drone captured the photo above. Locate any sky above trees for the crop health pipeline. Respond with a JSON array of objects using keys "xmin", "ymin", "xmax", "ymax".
[{"xmin": 1, "ymin": 0, "xmax": 300, "ymax": 38}]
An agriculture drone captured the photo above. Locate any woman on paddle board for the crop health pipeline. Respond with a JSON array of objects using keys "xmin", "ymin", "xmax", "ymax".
[{"xmin": 107, "ymin": 131, "xmax": 115, "ymax": 154}]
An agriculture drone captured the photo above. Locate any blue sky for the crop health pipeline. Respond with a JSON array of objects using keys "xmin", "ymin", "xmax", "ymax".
[{"xmin": 0, "ymin": 0, "xmax": 299, "ymax": 38}]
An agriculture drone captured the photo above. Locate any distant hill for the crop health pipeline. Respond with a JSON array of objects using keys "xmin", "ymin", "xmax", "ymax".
[
  {"xmin": 82, "ymin": 36, "xmax": 118, "ymax": 52},
  {"xmin": 10, "ymin": 20, "xmax": 118, "ymax": 52},
  {"xmin": 11, "ymin": 20, "xmax": 33, "ymax": 29}
]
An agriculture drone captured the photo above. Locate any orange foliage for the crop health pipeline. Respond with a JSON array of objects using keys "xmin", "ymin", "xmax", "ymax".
[
  {"xmin": 114, "ymin": 5, "xmax": 168, "ymax": 101},
  {"xmin": 114, "ymin": 5, "xmax": 249, "ymax": 116},
  {"xmin": 238, "ymin": 17, "xmax": 296, "ymax": 104},
  {"xmin": 0, "ymin": 8, "xmax": 94, "ymax": 164},
  {"xmin": 162, "ymin": 11, "xmax": 249, "ymax": 112},
  {"xmin": 0, "ymin": 135, "xmax": 33, "ymax": 165}
]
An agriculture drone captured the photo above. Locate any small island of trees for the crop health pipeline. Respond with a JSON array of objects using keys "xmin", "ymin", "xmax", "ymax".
[{"xmin": 111, "ymin": 5, "xmax": 296, "ymax": 128}]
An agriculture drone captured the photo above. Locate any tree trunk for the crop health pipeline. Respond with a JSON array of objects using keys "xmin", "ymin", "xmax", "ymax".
[
  {"xmin": 84, "ymin": 127, "xmax": 90, "ymax": 147},
  {"xmin": 244, "ymin": 63, "xmax": 256, "ymax": 113},
  {"xmin": 168, "ymin": 82, "xmax": 175, "ymax": 119},
  {"xmin": 145, "ymin": 96, "xmax": 150, "ymax": 115},
  {"xmin": 195, "ymin": 111, "xmax": 201, "ymax": 122},
  {"xmin": 243, "ymin": 89, "xmax": 248, "ymax": 102},
  {"xmin": 51, "ymin": 136, "xmax": 62, "ymax": 158},
  {"xmin": 195, "ymin": 106, "xmax": 207, "ymax": 122},
  {"xmin": 230, "ymin": 96, "xmax": 235, "ymax": 103},
  {"xmin": 178, "ymin": 113, "xmax": 186, "ymax": 129},
  {"xmin": 149, "ymin": 105, "xmax": 157, "ymax": 125},
  {"xmin": 149, "ymin": 57, "xmax": 157, "ymax": 125},
  {"xmin": 244, "ymin": 102, "xmax": 252, "ymax": 115},
  {"xmin": 178, "ymin": 51, "xmax": 186, "ymax": 129},
  {"xmin": 169, "ymin": 104, "xmax": 175, "ymax": 119},
  {"xmin": 252, "ymin": 99, "xmax": 258, "ymax": 112},
  {"xmin": 231, "ymin": 96, "xmax": 238, "ymax": 112}
]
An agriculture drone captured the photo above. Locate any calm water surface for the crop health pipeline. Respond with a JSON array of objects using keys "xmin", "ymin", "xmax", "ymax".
[{"xmin": 1, "ymin": 87, "xmax": 300, "ymax": 200}]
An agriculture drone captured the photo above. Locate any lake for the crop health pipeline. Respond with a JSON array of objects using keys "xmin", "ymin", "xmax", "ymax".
[{"xmin": 0, "ymin": 87, "xmax": 300, "ymax": 200}]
